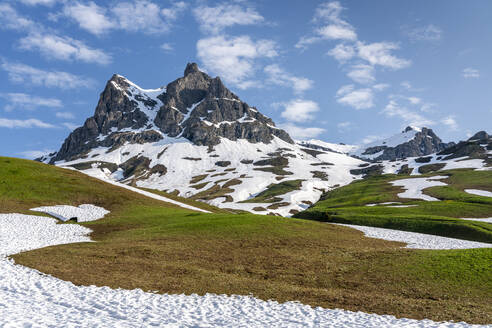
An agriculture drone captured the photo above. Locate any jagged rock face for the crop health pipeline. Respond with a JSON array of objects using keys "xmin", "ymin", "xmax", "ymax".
[
  {"xmin": 361, "ymin": 127, "xmax": 454, "ymax": 161},
  {"xmin": 51, "ymin": 63, "xmax": 292, "ymax": 163},
  {"xmin": 438, "ymin": 130, "xmax": 491, "ymax": 160}
]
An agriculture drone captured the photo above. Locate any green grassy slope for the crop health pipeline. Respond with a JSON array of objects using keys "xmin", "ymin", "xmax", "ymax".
[
  {"xmin": 1, "ymin": 157, "xmax": 491, "ymax": 323},
  {"xmin": 295, "ymin": 169, "xmax": 492, "ymax": 243}
]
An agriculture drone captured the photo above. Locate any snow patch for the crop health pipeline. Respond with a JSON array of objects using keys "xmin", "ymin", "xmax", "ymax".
[
  {"xmin": 391, "ymin": 176, "xmax": 448, "ymax": 201},
  {"xmin": 464, "ymin": 189, "xmax": 492, "ymax": 197},
  {"xmin": 333, "ymin": 223, "xmax": 492, "ymax": 250},
  {"xmin": 30, "ymin": 204, "xmax": 110, "ymax": 222}
]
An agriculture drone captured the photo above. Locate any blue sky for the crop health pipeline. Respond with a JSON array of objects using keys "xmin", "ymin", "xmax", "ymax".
[{"xmin": 1, "ymin": 0, "xmax": 491, "ymax": 159}]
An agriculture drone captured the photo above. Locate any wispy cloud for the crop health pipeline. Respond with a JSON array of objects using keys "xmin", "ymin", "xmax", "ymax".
[
  {"xmin": 17, "ymin": 0, "xmax": 58, "ymax": 6},
  {"xmin": 441, "ymin": 115, "xmax": 458, "ymax": 130},
  {"xmin": 160, "ymin": 43, "xmax": 174, "ymax": 53},
  {"xmin": 462, "ymin": 68, "xmax": 479, "ymax": 79},
  {"xmin": 346, "ymin": 64, "xmax": 375, "ymax": 84},
  {"xmin": 297, "ymin": 1, "xmax": 357, "ymax": 49},
  {"xmin": 1, "ymin": 93, "xmax": 62, "ymax": 111},
  {"xmin": 278, "ymin": 123, "xmax": 325, "ymax": 139},
  {"xmin": 1, "ymin": 61, "xmax": 95, "ymax": 89},
  {"xmin": 336, "ymin": 84, "xmax": 374, "ymax": 110},
  {"xmin": 55, "ymin": 111, "xmax": 75, "ymax": 119},
  {"xmin": 356, "ymin": 41, "xmax": 410, "ymax": 70},
  {"xmin": 405, "ymin": 24, "xmax": 442, "ymax": 42},
  {"xmin": 0, "ymin": 3, "xmax": 36, "ymax": 32},
  {"xmin": 381, "ymin": 99, "xmax": 434, "ymax": 127},
  {"xmin": 280, "ymin": 99, "xmax": 320, "ymax": 122},
  {"xmin": 0, "ymin": 117, "xmax": 55, "ymax": 128},
  {"xmin": 193, "ymin": 3, "xmax": 264, "ymax": 34},
  {"xmin": 196, "ymin": 35, "xmax": 277, "ymax": 89},
  {"xmin": 18, "ymin": 33, "xmax": 111, "ymax": 65},
  {"xmin": 264, "ymin": 64, "xmax": 313, "ymax": 94}
]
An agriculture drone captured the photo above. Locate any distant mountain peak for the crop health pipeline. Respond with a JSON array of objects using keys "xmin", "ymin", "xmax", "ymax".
[{"xmin": 354, "ymin": 126, "xmax": 454, "ymax": 161}]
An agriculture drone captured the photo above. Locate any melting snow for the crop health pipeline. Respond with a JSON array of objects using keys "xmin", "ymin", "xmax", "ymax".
[
  {"xmin": 30, "ymin": 204, "xmax": 110, "ymax": 222},
  {"xmin": 464, "ymin": 189, "xmax": 492, "ymax": 197},
  {"xmin": 460, "ymin": 217, "xmax": 492, "ymax": 223},
  {"xmin": 333, "ymin": 223, "xmax": 492, "ymax": 250},
  {"xmin": 391, "ymin": 176, "xmax": 448, "ymax": 201},
  {"xmin": 0, "ymin": 213, "xmax": 485, "ymax": 327}
]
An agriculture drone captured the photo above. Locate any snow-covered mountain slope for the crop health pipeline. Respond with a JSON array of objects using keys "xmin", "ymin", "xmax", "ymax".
[
  {"xmin": 56, "ymin": 136, "xmax": 365, "ymax": 217},
  {"xmin": 297, "ymin": 139, "xmax": 359, "ymax": 154},
  {"xmin": 40, "ymin": 63, "xmax": 366, "ymax": 217},
  {"xmin": 352, "ymin": 126, "xmax": 454, "ymax": 161}
]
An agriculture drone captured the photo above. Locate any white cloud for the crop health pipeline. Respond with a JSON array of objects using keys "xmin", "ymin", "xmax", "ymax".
[
  {"xmin": 313, "ymin": 1, "xmax": 345, "ymax": 24},
  {"xmin": 193, "ymin": 3, "xmax": 263, "ymax": 34},
  {"xmin": 1, "ymin": 93, "xmax": 62, "ymax": 111},
  {"xmin": 112, "ymin": 0, "xmax": 184, "ymax": 34},
  {"xmin": 336, "ymin": 84, "xmax": 374, "ymax": 109},
  {"xmin": 462, "ymin": 68, "xmax": 479, "ymax": 79},
  {"xmin": 1, "ymin": 61, "xmax": 95, "ymax": 89},
  {"xmin": 264, "ymin": 64, "xmax": 313, "ymax": 93},
  {"xmin": 18, "ymin": 33, "xmax": 111, "ymax": 65},
  {"xmin": 63, "ymin": 1, "xmax": 187, "ymax": 35},
  {"xmin": 278, "ymin": 123, "xmax": 325, "ymax": 139},
  {"xmin": 161, "ymin": 1, "xmax": 187, "ymax": 20},
  {"xmin": 346, "ymin": 64, "xmax": 375, "ymax": 84},
  {"xmin": 316, "ymin": 24, "xmax": 356, "ymax": 41},
  {"xmin": 17, "ymin": 0, "xmax": 58, "ymax": 5},
  {"xmin": 406, "ymin": 24, "xmax": 442, "ymax": 42},
  {"xmin": 327, "ymin": 43, "xmax": 355, "ymax": 62},
  {"xmin": 381, "ymin": 100, "xmax": 434, "ymax": 127},
  {"xmin": 160, "ymin": 43, "xmax": 174, "ymax": 52},
  {"xmin": 55, "ymin": 111, "xmax": 75, "ymax": 119},
  {"xmin": 372, "ymin": 83, "xmax": 390, "ymax": 91},
  {"xmin": 0, "ymin": 3, "xmax": 36, "ymax": 31},
  {"xmin": 197, "ymin": 35, "xmax": 277, "ymax": 88},
  {"xmin": 280, "ymin": 99, "xmax": 320, "ymax": 122},
  {"xmin": 0, "ymin": 117, "xmax": 55, "ymax": 128},
  {"xmin": 441, "ymin": 115, "xmax": 458, "ymax": 130},
  {"xmin": 63, "ymin": 2, "xmax": 114, "ymax": 36},
  {"xmin": 297, "ymin": 1, "xmax": 356, "ymax": 49},
  {"xmin": 407, "ymin": 96, "xmax": 421, "ymax": 105},
  {"xmin": 357, "ymin": 41, "xmax": 411, "ymax": 69}
]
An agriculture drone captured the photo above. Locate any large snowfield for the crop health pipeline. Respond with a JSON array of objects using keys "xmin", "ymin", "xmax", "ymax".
[{"xmin": 0, "ymin": 209, "xmax": 489, "ymax": 327}]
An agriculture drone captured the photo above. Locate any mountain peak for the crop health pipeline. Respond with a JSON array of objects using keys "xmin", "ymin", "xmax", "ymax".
[
  {"xmin": 49, "ymin": 62, "xmax": 293, "ymax": 163},
  {"xmin": 184, "ymin": 62, "xmax": 200, "ymax": 76},
  {"xmin": 403, "ymin": 126, "xmax": 421, "ymax": 133}
]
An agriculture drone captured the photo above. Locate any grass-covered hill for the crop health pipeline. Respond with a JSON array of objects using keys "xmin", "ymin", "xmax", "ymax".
[
  {"xmin": 1, "ymin": 157, "xmax": 491, "ymax": 324},
  {"xmin": 295, "ymin": 169, "xmax": 492, "ymax": 243}
]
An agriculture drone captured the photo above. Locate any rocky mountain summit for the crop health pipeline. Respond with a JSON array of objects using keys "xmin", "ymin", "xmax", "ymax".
[
  {"xmin": 50, "ymin": 63, "xmax": 292, "ymax": 163},
  {"xmin": 355, "ymin": 126, "xmax": 454, "ymax": 161}
]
